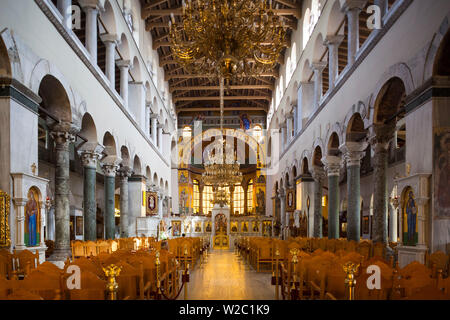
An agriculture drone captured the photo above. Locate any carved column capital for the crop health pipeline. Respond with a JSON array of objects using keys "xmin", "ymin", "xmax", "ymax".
[
  {"xmin": 50, "ymin": 122, "xmax": 79, "ymax": 146},
  {"xmin": 324, "ymin": 35, "xmax": 345, "ymax": 47},
  {"xmin": 341, "ymin": 0, "xmax": 368, "ymax": 12},
  {"xmin": 117, "ymin": 166, "xmax": 133, "ymax": 180},
  {"xmin": 340, "ymin": 141, "xmax": 368, "ymax": 167},
  {"xmin": 311, "ymin": 166, "xmax": 326, "ymax": 183},
  {"xmin": 78, "ymin": 143, "xmax": 104, "ymax": 168},
  {"xmin": 321, "ymin": 155, "xmax": 342, "ymax": 176},
  {"xmin": 101, "ymin": 156, "xmax": 122, "ymax": 177},
  {"xmin": 100, "ymin": 33, "xmax": 119, "ymax": 45},
  {"xmin": 369, "ymin": 123, "xmax": 396, "ymax": 152},
  {"xmin": 310, "ymin": 61, "xmax": 328, "ymax": 72},
  {"xmin": 116, "ymin": 59, "xmax": 132, "ymax": 69}
]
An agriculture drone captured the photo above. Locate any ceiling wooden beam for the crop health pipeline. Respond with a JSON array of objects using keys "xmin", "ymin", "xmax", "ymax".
[
  {"xmin": 165, "ymin": 72, "xmax": 278, "ymax": 81},
  {"xmin": 173, "ymin": 96, "xmax": 271, "ymax": 102},
  {"xmin": 177, "ymin": 106, "xmax": 268, "ymax": 113},
  {"xmin": 170, "ymin": 85, "xmax": 274, "ymax": 93},
  {"xmin": 142, "ymin": 7, "xmax": 302, "ymax": 19}
]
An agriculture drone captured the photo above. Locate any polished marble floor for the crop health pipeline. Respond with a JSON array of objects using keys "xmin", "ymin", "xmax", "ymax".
[{"xmin": 183, "ymin": 249, "xmax": 275, "ymax": 300}]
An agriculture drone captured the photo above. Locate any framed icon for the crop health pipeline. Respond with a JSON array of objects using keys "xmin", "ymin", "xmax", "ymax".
[{"xmin": 146, "ymin": 192, "xmax": 158, "ymax": 216}]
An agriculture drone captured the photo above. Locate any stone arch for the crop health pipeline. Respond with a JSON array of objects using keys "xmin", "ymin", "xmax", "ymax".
[
  {"xmin": 301, "ymin": 59, "xmax": 313, "ymax": 82},
  {"xmin": 423, "ymin": 14, "xmax": 450, "ymax": 80},
  {"xmin": 103, "ymin": 132, "xmax": 117, "ymax": 156},
  {"xmin": 38, "ymin": 74, "xmax": 72, "ymax": 123},
  {"xmin": 327, "ymin": 132, "xmax": 340, "ymax": 156},
  {"xmin": 312, "ymin": 33, "xmax": 326, "ymax": 62},
  {"xmin": 301, "ymin": 157, "xmax": 310, "ymax": 175},
  {"xmin": 159, "ymin": 178, "xmax": 164, "ymax": 189},
  {"xmin": 326, "ymin": 0, "xmax": 345, "ymax": 35},
  {"xmin": 100, "ymin": 0, "xmax": 117, "ymax": 35},
  {"xmin": 303, "ymin": 8, "xmax": 312, "ymax": 49},
  {"xmin": 291, "ymin": 81, "xmax": 299, "ymax": 105},
  {"xmin": 146, "ymin": 165, "xmax": 151, "ymax": 182},
  {"xmin": 118, "ymin": 33, "xmax": 131, "ymax": 60},
  {"xmin": 292, "ymin": 165, "xmax": 298, "ymax": 181},
  {"xmin": 120, "ymin": 146, "xmax": 131, "ymax": 167},
  {"xmin": 345, "ymin": 113, "xmax": 367, "ymax": 143},
  {"xmin": 165, "ymin": 181, "xmax": 169, "ymax": 193},
  {"xmin": 133, "ymin": 155, "xmax": 142, "ymax": 176},
  {"xmin": 433, "ymin": 26, "xmax": 450, "ymax": 76},
  {"xmin": 79, "ymin": 113, "xmax": 98, "ymax": 143},
  {"xmin": 369, "ymin": 64, "xmax": 414, "ymax": 125},
  {"xmin": 312, "ymin": 145, "xmax": 324, "ymax": 167},
  {"xmin": 130, "ymin": 56, "xmax": 141, "ymax": 81},
  {"xmin": 372, "ymin": 77, "xmax": 406, "ymax": 125},
  {"xmin": 153, "ymin": 172, "xmax": 158, "ymax": 186}
]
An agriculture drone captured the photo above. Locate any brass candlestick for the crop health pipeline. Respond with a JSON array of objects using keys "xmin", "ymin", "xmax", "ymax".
[
  {"xmin": 275, "ymin": 248, "xmax": 280, "ymax": 300},
  {"xmin": 343, "ymin": 262, "xmax": 360, "ymax": 301},
  {"xmin": 155, "ymin": 251, "xmax": 161, "ymax": 299},
  {"xmin": 103, "ymin": 264, "xmax": 122, "ymax": 300}
]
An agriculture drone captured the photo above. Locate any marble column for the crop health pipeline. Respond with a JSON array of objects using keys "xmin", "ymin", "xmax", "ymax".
[
  {"xmin": 39, "ymin": 202, "xmax": 46, "ymax": 247},
  {"xmin": 100, "ymin": 34, "xmax": 119, "ymax": 89},
  {"xmin": 57, "ymin": 0, "xmax": 72, "ymax": 30},
  {"xmin": 102, "ymin": 160, "xmax": 119, "ymax": 240},
  {"xmin": 117, "ymin": 60, "xmax": 131, "ymax": 109},
  {"xmin": 14, "ymin": 199, "xmax": 27, "ymax": 250},
  {"xmin": 340, "ymin": 141, "xmax": 368, "ymax": 242},
  {"xmin": 279, "ymin": 188, "xmax": 286, "ymax": 231},
  {"xmin": 157, "ymin": 124, "xmax": 163, "ymax": 152},
  {"xmin": 145, "ymin": 102, "xmax": 151, "ymax": 138},
  {"xmin": 370, "ymin": 124, "xmax": 395, "ymax": 244},
  {"xmin": 322, "ymin": 156, "xmax": 342, "ymax": 239},
  {"xmin": 280, "ymin": 124, "xmax": 286, "ymax": 152},
  {"xmin": 158, "ymin": 192, "xmax": 164, "ymax": 219},
  {"xmin": 82, "ymin": 4, "xmax": 99, "ymax": 65},
  {"xmin": 324, "ymin": 35, "xmax": 345, "ymax": 90},
  {"xmin": 151, "ymin": 114, "xmax": 158, "ymax": 146},
  {"xmin": 118, "ymin": 166, "xmax": 132, "ymax": 238},
  {"xmin": 49, "ymin": 123, "xmax": 77, "ymax": 260},
  {"xmin": 286, "ymin": 114, "xmax": 293, "ymax": 144},
  {"xmin": 311, "ymin": 61, "xmax": 328, "ymax": 110},
  {"xmin": 311, "ymin": 166, "xmax": 325, "ymax": 238},
  {"xmin": 293, "ymin": 105, "xmax": 298, "ymax": 136},
  {"xmin": 342, "ymin": 0, "xmax": 367, "ymax": 66},
  {"xmin": 389, "ymin": 199, "xmax": 398, "ymax": 242},
  {"xmin": 78, "ymin": 145, "xmax": 103, "ymax": 241}
]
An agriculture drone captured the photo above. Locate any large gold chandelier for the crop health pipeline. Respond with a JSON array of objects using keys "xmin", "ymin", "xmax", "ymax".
[
  {"xmin": 168, "ymin": 0, "xmax": 287, "ymax": 82},
  {"xmin": 201, "ymin": 137, "xmax": 243, "ymax": 187}
]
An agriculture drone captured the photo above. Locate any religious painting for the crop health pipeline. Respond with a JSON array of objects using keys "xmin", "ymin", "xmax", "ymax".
[
  {"xmin": 76, "ymin": 216, "xmax": 83, "ymax": 236},
  {"xmin": 252, "ymin": 221, "xmax": 259, "ymax": 233},
  {"xmin": 194, "ymin": 221, "xmax": 202, "ymax": 233},
  {"xmin": 204, "ymin": 221, "xmax": 212, "ymax": 233},
  {"xmin": 434, "ymin": 131, "xmax": 450, "ymax": 218},
  {"xmin": 286, "ymin": 189, "xmax": 295, "ymax": 211},
  {"xmin": 242, "ymin": 221, "xmax": 249, "ymax": 233},
  {"xmin": 215, "ymin": 213, "xmax": 227, "ymax": 234},
  {"xmin": 230, "ymin": 221, "xmax": 238, "ymax": 233},
  {"xmin": 240, "ymin": 113, "xmax": 252, "ymax": 130},
  {"xmin": 183, "ymin": 220, "xmax": 191, "ymax": 233},
  {"xmin": 0, "ymin": 190, "xmax": 11, "ymax": 248},
  {"xmin": 402, "ymin": 187, "xmax": 418, "ymax": 246},
  {"xmin": 256, "ymin": 189, "xmax": 265, "ymax": 214},
  {"xmin": 172, "ymin": 221, "xmax": 181, "ymax": 237},
  {"xmin": 179, "ymin": 188, "xmax": 190, "ymax": 215},
  {"xmin": 146, "ymin": 192, "xmax": 158, "ymax": 216},
  {"xmin": 25, "ymin": 188, "xmax": 40, "ymax": 247}
]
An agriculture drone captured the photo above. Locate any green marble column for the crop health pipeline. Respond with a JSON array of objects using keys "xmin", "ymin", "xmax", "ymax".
[
  {"xmin": 79, "ymin": 149, "xmax": 102, "ymax": 241},
  {"xmin": 103, "ymin": 164, "xmax": 118, "ymax": 240},
  {"xmin": 49, "ymin": 124, "xmax": 76, "ymax": 261},
  {"xmin": 312, "ymin": 167, "xmax": 325, "ymax": 238},
  {"xmin": 371, "ymin": 124, "xmax": 395, "ymax": 245},
  {"xmin": 341, "ymin": 141, "xmax": 368, "ymax": 242},
  {"xmin": 118, "ymin": 167, "xmax": 132, "ymax": 238},
  {"xmin": 323, "ymin": 156, "xmax": 341, "ymax": 239}
]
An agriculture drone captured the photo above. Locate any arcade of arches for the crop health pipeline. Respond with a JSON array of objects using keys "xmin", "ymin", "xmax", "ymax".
[{"xmin": 0, "ymin": 0, "xmax": 449, "ymax": 301}]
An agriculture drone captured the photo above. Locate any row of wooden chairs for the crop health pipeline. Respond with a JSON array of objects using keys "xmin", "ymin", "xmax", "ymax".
[
  {"xmin": 278, "ymin": 250, "xmax": 450, "ymax": 300},
  {"xmin": 0, "ymin": 245, "xmax": 182, "ymax": 300},
  {"xmin": 71, "ymin": 237, "xmax": 156, "ymax": 259},
  {"xmin": 0, "ymin": 249, "xmax": 40, "ymax": 279}
]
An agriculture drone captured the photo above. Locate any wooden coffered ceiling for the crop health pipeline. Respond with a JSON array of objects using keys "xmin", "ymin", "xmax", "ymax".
[{"xmin": 140, "ymin": 0, "xmax": 302, "ymax": 116}]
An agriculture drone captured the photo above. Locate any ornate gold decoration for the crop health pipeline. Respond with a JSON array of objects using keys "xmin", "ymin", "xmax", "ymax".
[
  {"xmin": 169, "ymin": 0, "xmax": 287, "ymax": 83},
  {"xmin": 343, "ymin": 262, "xmax": 360, "ymax": 301},
  {"xmin": 212, "ymin": 188, "xmax": 229, "ymax": 207},
  {"xmin": 103, "ymin": 264, "xmax": 122, "ymax": 300},
  {"xmin": 0, "ymin": 190, "xmax": 11, "ymax": 248}
]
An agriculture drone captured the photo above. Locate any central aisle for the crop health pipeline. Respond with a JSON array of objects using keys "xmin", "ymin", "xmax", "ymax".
[{"xmin": 185, "ymin": 250, "xmax": 274, "ymax": 300}]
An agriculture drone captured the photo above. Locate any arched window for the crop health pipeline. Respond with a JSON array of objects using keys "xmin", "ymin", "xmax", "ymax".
[
  {"xmin": 233, "ymin": 185, "xmax": 245, "ymax": 215},
  {"xmin": 193, "ymin": 180, "xmax": 200, "ymax": 214},
  {"xmin": 247, "ymin": 180, "xmax": 253, "ymax": 214},
  {"xmin": 203, "ymin": 186, "xmax": 214, "ymax": 215}
]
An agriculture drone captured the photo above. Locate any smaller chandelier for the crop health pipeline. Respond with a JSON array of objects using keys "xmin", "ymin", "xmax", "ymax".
[
  {"xmin": 201, "ymin": 137, "xmax": 243, "ymax": 187},
  {"xmin": 212, "ymin": 189, "xmax": 230, "ymax": 208}
]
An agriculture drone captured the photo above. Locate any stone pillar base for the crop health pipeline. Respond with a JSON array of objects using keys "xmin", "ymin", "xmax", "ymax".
[
  {"xmin": 15, "ymin": 246, "xmax": 47, "ymax": 264},
  {"xmin": 397, "ymin": 245, "xmax": 428, "ymax": 268},
  {"xmin": 47, "ymin": 248, "xmax": 71, "ymax": 264}
]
